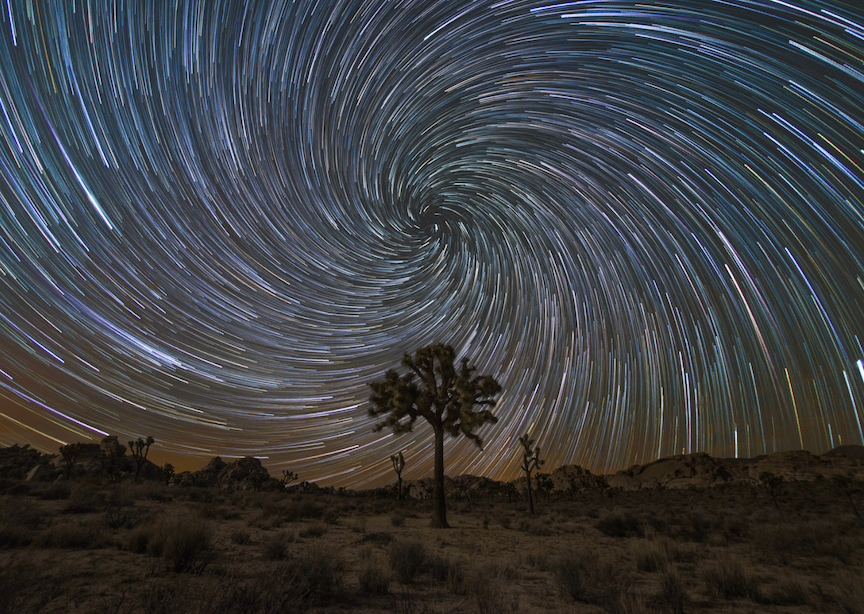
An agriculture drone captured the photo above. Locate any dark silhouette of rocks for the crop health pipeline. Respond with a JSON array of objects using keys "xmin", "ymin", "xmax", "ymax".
[
  {"xmin": 176, "ymin": 455, "xmax": 275, "ymax": 490},
  {"xmin": 2, "ymin": 439, "xmax": 862, "ymax": 493}
]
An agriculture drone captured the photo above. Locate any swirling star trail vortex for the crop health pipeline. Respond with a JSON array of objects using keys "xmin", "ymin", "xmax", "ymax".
[{"xmin": 1, "ymin": 0, "xmax": 863, "ymax": 486}]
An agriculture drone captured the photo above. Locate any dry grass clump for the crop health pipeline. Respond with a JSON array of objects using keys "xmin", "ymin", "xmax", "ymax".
[
  {"xmin": 358, "ymin": 549, "xmax": 391, "ymax": 595},
  {"xmin": 632, "ymin": 539, "xmax": 668, "ymax": 572},
  {"xmin": 35, "ymin": 517, "xmax": 111, "ymax": 549},
  {"xmin": 388, "ymin": 538, "xmax": 427, "ymax": 584},
  {"xmin": 298, "ymin": 522, "xmax": 327, "ymax": 538},
  {"xmin": 0, "ymin": 498, "xmax": 41, "ymax": 549},
  {"xmin": 427, "ymin": 552, "xmax": 468, "ymax": 594},
  {"xmin": 230, "ymin": 528, "xmax": 252, "ymax": 545},
  {"xmin": 597, "ymin": 512, "xmax": 644, "ymax": 538},
  {"xmin": 460, "ymin": 562, "xmax": 521, "ymax": 614},
  {"xmin": 763, "ymin": 576, "xmax": 810, "ymax": 606},
  {"xmin": 127, "ymin": 516, "xmax": 213, "ymax": 572},
  {"xmin": 554, "ymin": 549, "xmax": 641, "ymax": 613},
  {"xmin": 835, "ymin": 567, "xmax": 864, "ymax": 614},
  {"xmin": 263, "ymin": 530, "xmax": 295, "ymax": 560},
  {"xmin": 701, "ymin": 552, "xmax": 761, "ymax": 601},
  {"xmin": 653, "ymin": 569, "xmax": 687, "ymax": 614}
]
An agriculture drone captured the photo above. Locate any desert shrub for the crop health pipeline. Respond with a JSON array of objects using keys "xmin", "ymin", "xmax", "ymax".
[
  {"xmin": 127, "ymin": 525, "xmax": 152, "ymax": 554},
  {"xmin": 497, "ymin": 513, "xmax": 512, "ymax": 529},
  {"xmin": 263, "ymin": 531, "xmax": 294, "ymax": 560},
  {"xmin": 322, "ymin": 508, "xmax": 340, "ymax": 525},
  {"xmin": 633, "ymin": 539, "xmax": 667, "ymax": 573},
  {"xmin": 35, "ymin": 519, "xmax": 109, "ymax": 549},
  {"xmin": 390, "ymin": 510, "xmax": 406, "ymax": 527},
  {"xmin": 658, "ymin": 536, "xmax": 699, "ymax": 563},
  {"xmin": 282, "ymin": 499, "xmax": 324, "ymax": 522},
  {"xmin": 388, "ymin": 539, "xmax": 427, "ymax": 584},
  {"xmin": 104, "ymin": 507, "xmax": 141, "ymax": 530},
  {"xmin": 835, "ymin": 567, "xmax": 864, "ymax": 614},
  {"xmin": 445, "ymin": 559, "xmax": 467, "ymax": 595},
  {"xmin": 701, "ymin": 553, "xmax": 761, "ymax": 601},
  {"xmin": 0, "ymin": 482, "xmax": 31, "ymax": 496},
  {"xmin": 64, "ymin": 486, "xmax": 107, "ymax": 514},
  {"xmin": 598, "ymin": 512, "xmax": 643, "ymax": 538},
  {"xmin": 288, "ymin": 543, "xmax": 346, "ymax": 599},
  {"xmin": 230, "ymin": 529, "xmax": 252, "ymax": 545},
  {"xmin": 152, "ymin": 518, "xmax": 212, "ymax": 573},
  {"xmin": 525, "ymin": 551, "xmax": 551, "ymax": 571},
  {"xmin": 524, "ymin": 521, "xmax": 553, "ymax": 536},
  {"xmin": 299, "ymin": 522, "xmax": 327, "ymax": 538},
  {"xmin": 198, "ymin": 501, "xmax": 241, "ymax": 520},
  {"xmin": 36, "ymin": 483, "xmax": 71, "ymax": 500},
  {"xmin": 757, "ymin": 518, "xmax": 858, "ymax": 563},
  {"xmin": 722, "ymin": 515, "xmax": 750, "ymax": 542},
  {"xmin": 0, "ymin": 499, "xmax": 42, "ymax": 549},
  {"xmin": 655, "ymin": 569, "xmax": 687, "ymax": 614},
  {"xmin": 358, "ymin": 553, "xmax": 391, "ymax": 594},
  {"xmin": 765, "ymin": 577, "xmax": 809, "ymax": 606},
  {"xmin": 468, "ymin": 569, "xmax": 508, "ymax": 614},
  {"xmin": 0, "ymin": 521, "xmax": 33, "ymax": 549},
  {"xmin": 677, "ymin": 511, "xmax": 716, "ymax": 542},
  {"xmin": 347, "ymin": 517, "xmax": 367, "ymax": 533},
  {"xmin": 555, "ymin": 550, "xmax": 636, "ymax": 613}
]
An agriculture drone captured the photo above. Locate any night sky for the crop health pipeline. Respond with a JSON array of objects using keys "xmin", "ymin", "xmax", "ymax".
[{"xmin": 1, "ymin": 0, "xmax": 863, "ymax": 487}]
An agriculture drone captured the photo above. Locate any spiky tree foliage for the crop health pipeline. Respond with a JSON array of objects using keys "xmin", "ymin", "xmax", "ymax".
[
  {"xmin": 369, "ymin": 344, "xmax": 501, "ymax": 528},
  {"xmin": 128, "ymin": 436, "xmax": 154, "ymax": 482},
  {"xmin": 519, "ymin": 434, "xmax": 545, "ymax": 514},
  {"xmin": 60, "ymin": 442, "xmax": 83, "ymax": 479},
  {"xmin": 279, "ymin": 469, "xmax": 299, "ymax": 489},
  {"xmin": 759, "ymin": 471, "xmax": 784, "ymax": 509},
  {"xmin": 160, "ymin": 462, "xmax": 175, "ymax": 486},
  {"xmin": 391, "ymin": 451, "xmax": 406, "ymax": 500}
]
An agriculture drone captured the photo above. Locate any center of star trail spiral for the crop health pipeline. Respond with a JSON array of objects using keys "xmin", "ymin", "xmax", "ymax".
[{"xmin": 0, "ymin": 0, "xmax": 863, "ymax": 486}]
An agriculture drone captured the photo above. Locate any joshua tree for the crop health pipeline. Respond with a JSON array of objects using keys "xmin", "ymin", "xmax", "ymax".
[
  {"xmin": 128, "ymin": 436, "xmax": 154, "ymax": 482},
  {"xmin": 391, "ymin": 451, "xmax": 406, "ymax": 499},
  {"xmin": 369, "ymin": 343, "xmax": 501, "ymax": 528},
  {"xmin": 279, "ymin": 469, "xmax": 299, "ymax": 489},
  {"xmin": 518, "ymin": 434, "xmax": 545, "ymax": 514},
  {"xmin": 60, "ymin": 442, "xmax": 83, "ymax": 479},
  {"xmin": 159, "ymin": 462, "xmax": 175, "ymax": 486},
  {"xmin": 759, "ymin": 471, "xmax": 784, "ymax": 509}
]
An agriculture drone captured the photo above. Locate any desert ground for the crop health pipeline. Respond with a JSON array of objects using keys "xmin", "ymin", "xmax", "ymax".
[{"xmin": 1, "ymin": 473, "xmax": 863, "ymax": 614}]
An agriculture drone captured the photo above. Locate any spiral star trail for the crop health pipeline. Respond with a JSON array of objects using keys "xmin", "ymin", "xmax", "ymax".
[{"xmin": 1, "ymin": 0, "xmax": 863, "ymax": 486}]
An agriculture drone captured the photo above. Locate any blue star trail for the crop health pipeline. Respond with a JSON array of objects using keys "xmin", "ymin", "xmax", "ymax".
[{"xmin": 1, "ymin": 0, "xmax": 863, "ymax": 486}]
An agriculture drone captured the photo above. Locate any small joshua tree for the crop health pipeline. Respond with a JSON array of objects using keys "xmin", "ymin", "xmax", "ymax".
[
  {"xmin": 519, "ymin": 434, "xmax": 545, "ymax": 514},
  {"xmin": 128, "ymin": 436, "xmax": 154, "ymax": 482},
  {"xmin": 391, "ymin": 451, "xmax": 406, "ymax": 500},
  {"xmin": 279, "ymin": 469, "xmax": 299, "ymax": 489},
  {"xmin": 160, "ymin": 462, "xmax": 175, "ymax": 486},
  {"xmin": 759, "ymin": 472, "xmax": 784, "ymax": 510},
  {"xmin": 60, "ymin": 442, "xmax": 83, "ymax": 480}
]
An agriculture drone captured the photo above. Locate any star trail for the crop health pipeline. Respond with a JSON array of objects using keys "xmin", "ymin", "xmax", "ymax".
[{"xmin": 1, "ymin": 0, "xmax": 863, "ymax": 487}]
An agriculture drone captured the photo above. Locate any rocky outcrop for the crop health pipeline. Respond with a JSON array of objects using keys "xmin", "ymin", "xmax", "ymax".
[
  {"xmin": 547, "ymin": 464, "xmax": 608, "ymax": 491},
  {"xmin": 178, "ymin": 456, "xmax": 276, "ymax": 490},
  {"xmin": 0, "ymin": 444, "xmax": 52, "ymax": 480}
]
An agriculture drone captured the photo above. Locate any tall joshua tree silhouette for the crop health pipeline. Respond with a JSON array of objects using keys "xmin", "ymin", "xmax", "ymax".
[{"xmin": 369, "ymin": 344, "xmax": 501, "ymax": 528}]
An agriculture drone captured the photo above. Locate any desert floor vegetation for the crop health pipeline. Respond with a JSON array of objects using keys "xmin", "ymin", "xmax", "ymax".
[{"xmin": 0, "ymin": 476, "xmax": 862, "ymax": 613}]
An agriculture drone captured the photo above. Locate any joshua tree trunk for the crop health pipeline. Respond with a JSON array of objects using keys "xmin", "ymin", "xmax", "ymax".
[
  {"xmin": 526, "ymin": 470, "xmax": 535, "ymax": 515},
  {"xmin": 431, "ymin": 423, "xmax": 449, "ymax": 528}
]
